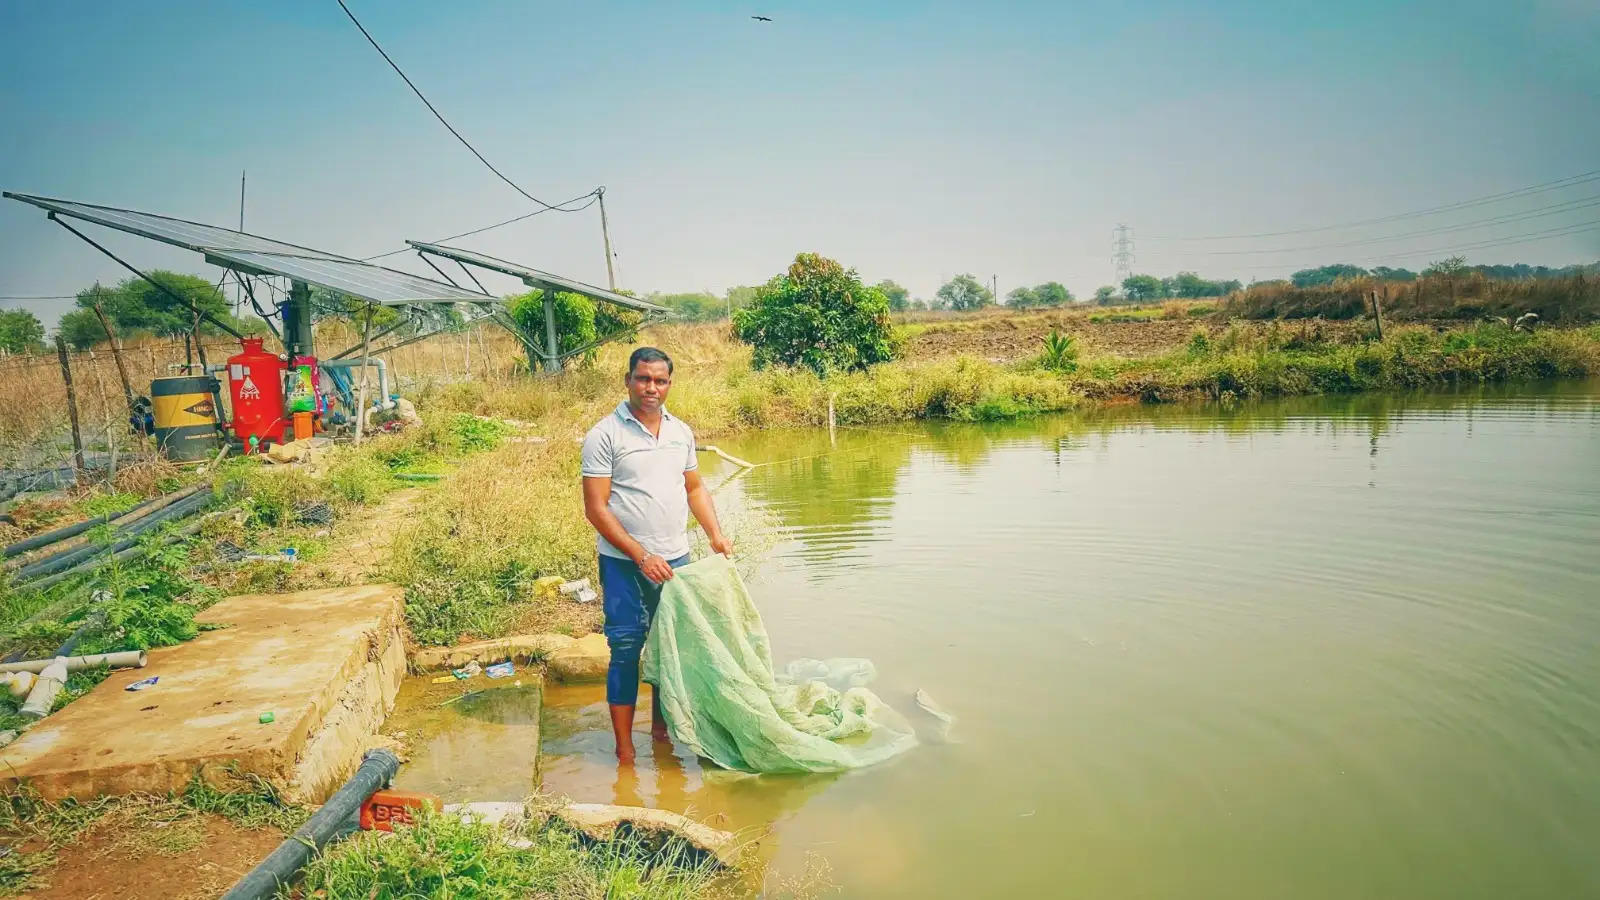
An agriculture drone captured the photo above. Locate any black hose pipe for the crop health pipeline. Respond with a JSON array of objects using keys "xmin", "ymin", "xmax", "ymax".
[
  {"xmin": 9, "ymin": 485, "xmax": 209, "ymax": 574},
  {"xmin": 12, "ymin": 494, "xmax": 202, "ymax": 582},
  {"xmin": 2, "ymin": 490, "xmax": 176, "ymax": 559},
  {"xmin": 14, "ymin": 491, "xmax": 211, "ymax": 582},
  {"xmin": 220, "ymin": 749, "xmax": 401, "ymax": 900},
  {"xmin": 22, "ymin": 513, "xmax": 212, "ymax": 594}
]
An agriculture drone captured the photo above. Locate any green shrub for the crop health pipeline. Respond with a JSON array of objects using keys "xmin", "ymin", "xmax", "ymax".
[
  {"xmin": 1038, "ymin": 330, "xmax": 1078, "ymax": 373},
  {"xmin": 733, "ymin": 253, "xmax": 896, "ymax": 375}
]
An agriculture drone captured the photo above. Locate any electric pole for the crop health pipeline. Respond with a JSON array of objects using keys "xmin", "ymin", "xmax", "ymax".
[
  {"xmin": 596, "ymin": 186, "xmax": 617, "ymax": 291},
  {"xmin": 236, "ymin": 171, "xmax": 246, "ymax": 315},
  {"xmin": 1113, "ymin": 224, "xmax": 1135, "ymax": 285}
]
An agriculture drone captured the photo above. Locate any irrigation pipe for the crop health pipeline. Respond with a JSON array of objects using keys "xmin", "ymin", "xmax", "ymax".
[
  {"xmin": 4, "ymin": 483, "xmax": 206, "ymax": 563},
  {"xmin": 13, "ymin": 491, "xmax": 212, "ymax": 582},
  {"xmin": 0, "ymin": 651, "xmax": 147, "ymax": 675},
  {"xmin": 17, "ymin": 504, "xmax": 221, "ymax": 594},
  {"xmin": 220, "ymin": 749, "xmax": 401, "ymax": 900}
]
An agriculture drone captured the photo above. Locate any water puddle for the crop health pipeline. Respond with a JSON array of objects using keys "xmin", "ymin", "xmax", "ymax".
[{"xmin": 384, "ymin": 675, "xmax": 544, "ymax": 802}]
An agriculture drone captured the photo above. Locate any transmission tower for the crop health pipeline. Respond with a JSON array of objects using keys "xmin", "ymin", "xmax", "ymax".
[{"xmin": 1113, "ymin": 224, "xmax": 1135, "ymax": 283}]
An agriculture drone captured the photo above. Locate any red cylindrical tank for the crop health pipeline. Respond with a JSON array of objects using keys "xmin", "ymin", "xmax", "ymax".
[{"xmin": 226, "ymin": 337, "xmax": 286, "ymax": 450}]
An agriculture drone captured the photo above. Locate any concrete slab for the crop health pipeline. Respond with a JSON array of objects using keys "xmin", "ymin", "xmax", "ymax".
[{"xmin": 0, "ymin": 584, "xmax": 405, "ymax": 803}]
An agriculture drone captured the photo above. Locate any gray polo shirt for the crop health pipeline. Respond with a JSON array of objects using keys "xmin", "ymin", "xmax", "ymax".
[{"xmin": 581, "ymin": 401, "xmax": 698, "ymax": 560}]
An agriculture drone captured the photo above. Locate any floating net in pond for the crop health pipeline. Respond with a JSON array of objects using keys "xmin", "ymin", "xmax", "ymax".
[{"xmin": 643, "ymin": 554, "xmax": 917, "ymax": 774}]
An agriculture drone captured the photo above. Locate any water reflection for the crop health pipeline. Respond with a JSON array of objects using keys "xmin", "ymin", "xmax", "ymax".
[{"xmin": 732, "ymin": 428, "xmax": 913, "ymax": 567}]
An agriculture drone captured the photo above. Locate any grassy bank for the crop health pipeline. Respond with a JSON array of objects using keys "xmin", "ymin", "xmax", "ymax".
[{"xmin": 295, "ymin": 806, "xmax": 746, "ymax": 900}]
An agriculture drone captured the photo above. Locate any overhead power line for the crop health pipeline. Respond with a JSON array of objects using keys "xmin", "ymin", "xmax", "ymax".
[
  {"xmin": 334, "ymin": 0, "xmax": 591, "ymax": 213},
  {"xmin": 362, "ymin": 190, "xmax": 601, "ymax": 261},
  {"xmin": 0, "ymin": 295, "xmax": 80, "ymax": 301},
  {"xmin": 1363, "ymin": 219, "xmax": 1600, "ymax": 263},
  {"xmin": 1145, "ymin": 169, "xmax": 1600, "ymax": 241},
  {"xmin": 1172, "ymin": 195, "xmax": 1600, "ymax": 256}
]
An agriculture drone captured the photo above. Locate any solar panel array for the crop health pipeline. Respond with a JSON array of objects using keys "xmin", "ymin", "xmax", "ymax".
[
  {"xmin": 5, "ymin": 192, "xmax": 493, "ymax": 306},
  {"xmin": 407, "ymin": 240, "xmax": 667, "ymax": 313}
]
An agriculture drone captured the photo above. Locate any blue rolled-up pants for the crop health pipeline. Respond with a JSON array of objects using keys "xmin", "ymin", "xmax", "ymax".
[{"xmin": 600, "ymin": 552, "xmax": 690, "ymax": 705}]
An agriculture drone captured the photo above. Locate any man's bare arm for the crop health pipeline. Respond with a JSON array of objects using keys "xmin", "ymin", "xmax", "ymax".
[{"xmin": 582, "ymin": 476, "xmax": 675, "ymax": 583}]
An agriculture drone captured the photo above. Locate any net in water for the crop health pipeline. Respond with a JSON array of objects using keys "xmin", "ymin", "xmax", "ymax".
[{"xmin": 642, "ymin": 554, "xmax": 917, "ymax": 774}]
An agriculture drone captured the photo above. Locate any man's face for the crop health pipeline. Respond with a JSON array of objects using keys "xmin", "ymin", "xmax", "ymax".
[{"xmin": 627, "ymin": 360, "xmax": 672, "ymax": 412}]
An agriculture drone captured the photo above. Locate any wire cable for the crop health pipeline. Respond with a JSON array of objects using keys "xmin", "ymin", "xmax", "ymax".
[
  {"xmin": 361, "ymin": 190, "xmax": 599, "ymax": 261},
  {"xmin": 1145, "ymin": 170, "xmax": 1600, "ymax": 241},
  {"xmin": 334, "ymin": 0, "xmax": 591, "ymax": 213},
  {"xmin": 1173, "ymin": 195, "xmax": 1600, "ymax": 256}
]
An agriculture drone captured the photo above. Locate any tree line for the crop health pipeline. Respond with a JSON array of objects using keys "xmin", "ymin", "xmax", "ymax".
[{"xmin": 1281, "ymin": 259, "xmax": 1597, "ymax": 288}]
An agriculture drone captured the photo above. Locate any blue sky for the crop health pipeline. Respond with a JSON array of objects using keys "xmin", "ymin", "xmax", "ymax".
[{"xmin": 1, "ymin": 0, "xmax": 1596, "ymax": 325}]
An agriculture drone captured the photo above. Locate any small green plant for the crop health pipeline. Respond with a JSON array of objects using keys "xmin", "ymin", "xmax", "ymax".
[
  {"xmin": 449, "ymin": 413, "xmax": 513, "ymax": 453},
  {"xmin": 1039, "ymin": 330, "xmax": 1078, "ymax": 373},
  {"xmin": 79, "ymin": 491, "xmax": 140, "ymax": 518}
]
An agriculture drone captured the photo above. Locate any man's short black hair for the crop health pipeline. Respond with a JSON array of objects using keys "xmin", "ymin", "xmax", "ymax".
[{"xmin": 628, "ymin": 346, "xmax": 673, "ymax": 376}]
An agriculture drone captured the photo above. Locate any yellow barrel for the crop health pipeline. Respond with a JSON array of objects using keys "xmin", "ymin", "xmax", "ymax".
[{"xmin": 151, "ymin": 375, "xmax": 221, "ymax": 462}]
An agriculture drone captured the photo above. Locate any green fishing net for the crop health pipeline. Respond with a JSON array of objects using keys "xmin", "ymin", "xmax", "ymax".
[{"xmin": 642, "ymin": 555, "xmax": 917, "ymax": 774}]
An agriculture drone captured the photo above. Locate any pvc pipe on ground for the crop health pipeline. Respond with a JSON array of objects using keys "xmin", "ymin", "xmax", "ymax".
[
  {"xmin": 0, "ymin": 650, "xmax": 148, "ymax": 675},
  {"xmin": 19, "ymin": 658, "xmax": 67, "ymax": 719},
  {"xmin": 21, "ymin": 510, "xmax": 219, "ymax": 594},
  {"xmin": 3, "ymin": 493, "xmax": 164, "ymax": 559},
  {"xmin": 220, "ymin": 748, "xmax": 401, "ymax": 900},
  {"xmin": 14, "ymin": 490, "xmax": 211, "ymax": 581},
  {"xmin": 4, "ymin": 483, "xmax": 207, "ymax": 568}
]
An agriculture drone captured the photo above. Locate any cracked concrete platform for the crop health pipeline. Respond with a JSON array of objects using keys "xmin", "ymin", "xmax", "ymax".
[{"xmin": 0, "ymin": 584, "xmax": 406, "ymax": 803}]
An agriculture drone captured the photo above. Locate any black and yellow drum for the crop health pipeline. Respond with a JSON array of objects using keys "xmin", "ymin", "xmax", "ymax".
[{"xmin": 150, "ymin": 376, "xmax": 221, "ymax": 462}]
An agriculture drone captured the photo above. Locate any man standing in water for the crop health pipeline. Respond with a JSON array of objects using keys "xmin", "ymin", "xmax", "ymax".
[{"xmin": 581, "ymin": 347, "xmax": 732, "ymax": 764}]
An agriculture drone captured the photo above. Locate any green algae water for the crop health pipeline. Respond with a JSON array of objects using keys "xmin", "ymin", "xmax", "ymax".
[{"xmin": 538, "ymin": 381, "xmax": 1600, "ymax": 899}]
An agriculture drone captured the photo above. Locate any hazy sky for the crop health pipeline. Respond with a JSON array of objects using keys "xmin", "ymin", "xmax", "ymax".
[{"xmin": 2, "ymin": 0, "xmax": 1596, "ymax": 325}]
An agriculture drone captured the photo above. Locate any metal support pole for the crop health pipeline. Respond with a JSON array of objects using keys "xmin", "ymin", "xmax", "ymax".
[
  {"xmin": 597, "ymin": 186, "xmax": 617, "ymax": 291},
  {"xmin": 541, "ymin": 291, "xmax": 560, "ymax": 374},
  {"xmin": 49, "ymin": 214, "xmax": 244, "ymax": 340},
  {"xmin": 354, "ymin": 304, "xmax": 374, "ymax": 446},
  {"xmin": 283, "ymin": 281, "xmax": 314, "ymax": 358}
]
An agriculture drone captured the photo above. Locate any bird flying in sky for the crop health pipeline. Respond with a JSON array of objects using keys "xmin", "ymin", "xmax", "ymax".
[{"xmin": 751, "ymin": 15, "xmax": 772, "ymax": 21}]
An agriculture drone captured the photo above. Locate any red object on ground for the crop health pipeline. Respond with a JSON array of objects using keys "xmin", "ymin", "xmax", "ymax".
[
  {"xmin": 359, "ymin": 789, "xmax": 443, "ymax": 832},
  {"xmin": 225, "ymin": 337, "xmax": 286, "ymax": 450}
]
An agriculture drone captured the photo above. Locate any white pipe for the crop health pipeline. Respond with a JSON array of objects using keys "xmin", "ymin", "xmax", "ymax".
[
  {"xmin": 20, "ymin": 657, "xmax": 67, "ymax": 719},
  {"xmin": 0, "ymin": 650, "xmax": 148, "ymax": 675},
  {"xmin": 320, "ymin": 357, "xmax": 394, "ymax": 412}
]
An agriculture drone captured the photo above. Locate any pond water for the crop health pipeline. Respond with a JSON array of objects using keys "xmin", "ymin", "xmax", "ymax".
[{"xmin": 537, "ymin": 381, "xmax": 1600, "ymax": 899}]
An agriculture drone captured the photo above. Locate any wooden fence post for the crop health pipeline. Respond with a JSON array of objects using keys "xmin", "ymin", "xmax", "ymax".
[
  {"xmin": 55, "ymin": 335, "xmax": 86, "ymax": 475},
  {"xmin": 1369, "ymin": 290, "xmax": 1385, "ymax": 342},
  {"xmin": 90, "ymin": 300, "xmax": 136, "ymax": 415}
]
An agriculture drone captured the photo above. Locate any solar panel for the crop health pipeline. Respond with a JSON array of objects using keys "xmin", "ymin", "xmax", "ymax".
[
  {"xmin": 407, "ymin": 240, "xmax": 668, "ymax": 313},
  {"xmin": 4, "ymin": 192, "xmax": 493, "ymax": 306}
]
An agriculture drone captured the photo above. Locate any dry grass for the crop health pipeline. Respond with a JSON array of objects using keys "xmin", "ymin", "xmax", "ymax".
[{"xmin": 1221, "ymin": 273, "xmax": 1600, "ymax": 323}]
